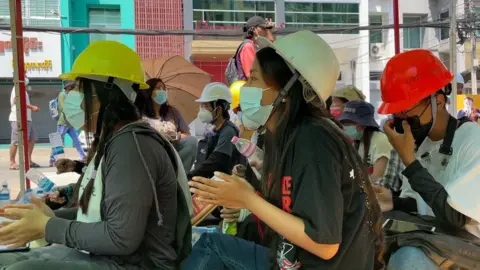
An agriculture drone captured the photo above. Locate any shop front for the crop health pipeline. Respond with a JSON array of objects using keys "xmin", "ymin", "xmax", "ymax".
[{"xmin": 0, "ymin": 32, "xmax": 62, "ymax": 144}]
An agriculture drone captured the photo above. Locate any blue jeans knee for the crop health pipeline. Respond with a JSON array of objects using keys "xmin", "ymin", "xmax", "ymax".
[{"xmin": 388, "ymin": 246, "xmax": 440, "ymax": 270}]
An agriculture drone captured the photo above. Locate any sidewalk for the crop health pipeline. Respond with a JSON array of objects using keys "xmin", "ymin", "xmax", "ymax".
[{"xmin": 0, "ymin": 147, "xmax": 81, "ymax": 198}]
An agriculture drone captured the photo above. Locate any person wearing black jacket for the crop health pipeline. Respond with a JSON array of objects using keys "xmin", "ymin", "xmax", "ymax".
[
  {"xmin": 374, "ymin": 49, "xmax": 480, "ymax": 269},
  {"xmin": 188, "ymin": 82, "xmax": 241, "ymax": 180}
]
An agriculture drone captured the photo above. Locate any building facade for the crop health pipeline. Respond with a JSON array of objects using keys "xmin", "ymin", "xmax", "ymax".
[
  {"xmin": 1, "ymin": 0, "xmax": 475, "ymax": 144},
  {"xmin": 0, "ymin": 0, "xmax": 62, "ymax": 144}
]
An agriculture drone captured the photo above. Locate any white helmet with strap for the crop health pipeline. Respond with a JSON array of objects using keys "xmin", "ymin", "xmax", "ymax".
[
  {"xmin": 256, "ymin": 30, "xmax": 340, "ymax": 102},
  {"xmin": 196, "ymin": 82, "xmax": 232, "ymax": 104}
]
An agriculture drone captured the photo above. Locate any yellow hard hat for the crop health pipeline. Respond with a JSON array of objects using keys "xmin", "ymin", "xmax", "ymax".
[
  {"xmin": 59, "ymin": 40, "xmax": 149, "ymax": 90},
  {"xmin": 230, "ymin": 80, "xmax": 246, "ymax": 109}
]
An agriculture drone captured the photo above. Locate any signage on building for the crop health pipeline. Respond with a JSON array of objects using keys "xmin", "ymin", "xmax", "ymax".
[
  {"xmin": 0, "ymin": 32, "xmax": 61, "ymax": 78},
  {"xmin": 0, "ymin": 37, "xmax": 43, "ymax": 54}
]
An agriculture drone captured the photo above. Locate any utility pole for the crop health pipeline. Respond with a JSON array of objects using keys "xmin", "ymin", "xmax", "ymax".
[
  {"xmin": 449, "ymin": 0, "xmax": 458, "ymax": 116},
  {"xmin": 393, "ymin": 0, "xmax": 400, "ymax": 54},
  {"xmin": 9, "ymin": 0, "xmax": 30, "ymax": 194},
  {"xmin": 470, "ymin": 0, "xmax": 477, "ymax": 94}
]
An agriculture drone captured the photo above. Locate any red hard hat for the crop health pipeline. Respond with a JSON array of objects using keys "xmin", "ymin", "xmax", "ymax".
[{"xmin": 378, "ymin": 49, "xmax": 453, "ymax": 114}]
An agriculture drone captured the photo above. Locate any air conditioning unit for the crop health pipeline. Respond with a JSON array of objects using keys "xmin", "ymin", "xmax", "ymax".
[{"xmin": 370, "ymin": 43, "xmax": 384, "ymax": 58}]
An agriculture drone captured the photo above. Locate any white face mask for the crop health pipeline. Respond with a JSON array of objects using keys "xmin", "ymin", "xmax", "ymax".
[
  {"xmin": 198, "ymin": 107, "xmax": 214, "ymax": 123},
  {"xmin": 239, "ymin": 86, "xmax": 274, "ymax": 130},
  {"xmin": 64, "ymin": 91, "xmax": 86, "ymax": 130}
]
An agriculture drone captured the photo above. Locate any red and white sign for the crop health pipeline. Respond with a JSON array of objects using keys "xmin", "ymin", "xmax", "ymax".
[{"xmin": 0, "ymin": 32, "xmax": 61, "ymax": 78}]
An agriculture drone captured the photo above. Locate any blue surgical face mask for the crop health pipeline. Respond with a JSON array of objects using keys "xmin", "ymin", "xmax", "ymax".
[
  {"xmin": 343, "ymin": 125, "xmax": 363, "ymax": 141},
  {"xmin": 64, "ymin": 91, "xmax": 85, "ymax": 130},
  {"xmin": 239, "ymin": 86, "xmax": 273, "ymax": 130},
  {"xmin": 154, "ymin": 90, "xmax": 168, "ymax": 105}
]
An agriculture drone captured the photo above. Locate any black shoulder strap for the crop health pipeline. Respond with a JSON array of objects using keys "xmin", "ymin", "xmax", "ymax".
[
  {"xmin": 439, "ymin": 116, "xmax": 465, "ymax": 156},
  {"xmin": 233, "ymin": 39, "xmax": 250, "ymax": 58}
]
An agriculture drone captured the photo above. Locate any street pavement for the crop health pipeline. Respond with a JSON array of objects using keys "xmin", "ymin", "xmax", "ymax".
[{"xmin": 0, "ymin": 147, "xmax": 80, "ymax": 198}]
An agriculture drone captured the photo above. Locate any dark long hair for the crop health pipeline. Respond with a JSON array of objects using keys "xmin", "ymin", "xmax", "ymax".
[
  {"xmin": 145, "ymin": 78, "xmax": 173, "ymax": 119},
  {"xmin": 357, "ymin": 126, "xmax": 381, "ymax": 163},
  {"xmin": 72, "ymin": 78, "xmax": 140, "ymax": 213},
  {"xmin": 256, "ymin": 47, "xmax": 385, "ymax": 268}
]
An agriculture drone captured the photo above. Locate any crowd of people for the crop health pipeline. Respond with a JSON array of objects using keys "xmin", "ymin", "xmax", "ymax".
[{"xmin": 1, "ymin": 15, "xmax": 479, "ymax": 270}]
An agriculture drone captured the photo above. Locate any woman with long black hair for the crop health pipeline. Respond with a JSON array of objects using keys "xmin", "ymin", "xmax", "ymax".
[
  {"xmin": 134, "ymin": 77, "xmax": 198, "ymax": 173},
  {"xmin": 338, "ymin": 100, "xmax": 393, "ymax": 182},
  {"xmin": 185, "ymin": 30, "xmax": 384, "ymax": 269},
  {"xmin": 0, "ymin": 40, "xmax": 191, "ymax": 269}
]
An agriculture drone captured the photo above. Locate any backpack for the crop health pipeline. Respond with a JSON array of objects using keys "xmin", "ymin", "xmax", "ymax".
[
  {"xmin": 49, "ymin": 96, "xmax": 59, "ymax": 121},
  {"xmin": 109, "ymin": 124, "xmax": 192, "ymax": 268},
  {"xmin": 225, "ymin": 40, "xmax": 250, "ymax": 86},
  {"xmin": 384, "ymin": 211, "xmax": 480, "ymax": 269}
]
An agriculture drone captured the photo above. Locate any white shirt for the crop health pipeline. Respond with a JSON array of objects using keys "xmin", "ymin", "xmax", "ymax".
[
  {"xmin": 9, "ymin": 87, "xmax": 32, "ymax": 122},
  {"xmin": 400, "ymin": 122, "xmax": 480, "ymax": 238}
]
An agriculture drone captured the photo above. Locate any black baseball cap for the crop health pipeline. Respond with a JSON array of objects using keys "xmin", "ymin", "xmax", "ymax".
[{"xmin": 243, "ymin": 16, "xmax": 273, "ymax": 32}]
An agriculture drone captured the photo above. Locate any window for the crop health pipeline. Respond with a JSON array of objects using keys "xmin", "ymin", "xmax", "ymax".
[
  {"xmin": 403, "ymin": 15, "xmax": 423, "ymax": 49},
  {"xmin": 0, "ymin": 0, "xmax": 60, "ymax": 26},
  {"xmin": 369, "ymin": 15, "xmax": 382, "ymax": 43},
  {"xmin": 439, "ymin": 11, "xmax": 449, "ymax": 40},
  {"xmin": 89, "ymin": 8, "xmax": 122, "ymax": 43},
  {"xmin": 284, "ymin": 3, "xmax": 359, "ymax": 33},
  {"xmin": 193, "ymin": 0, "xmax": 275, "ymax": 30},
  {"xmin": 476, "ymin": 7, "xmax": 480, "ymax": 37},
  {"xmin": 370, "ymin": 71, "xmax": 382, "ymax": 81}
]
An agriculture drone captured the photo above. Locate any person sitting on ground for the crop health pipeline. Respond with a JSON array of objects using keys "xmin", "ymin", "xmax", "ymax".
[
  {"xmin": 134, "ymin": 78, "xmax": 198, "ymax": 173},
  {"xmin": 0, "ymin": 40, "xmax": 191, "ymax": 269},
  {"xmin": 339, "ymin": 100, "xmax": 393, "ymax": 182},
  {"xmin": 185, "ymin": 30, "xmax": 384, "ymax": 270},
  {"xmin": 187, "ymin": 82, "xmax": 242, "ymax": 179},
  {"xmin": 374, "ymin": 49, "xmax": 480, "ymax": 269},
  {"xmin": 329, "ymin": 85, "xmax": 366, "ymax": 119}
]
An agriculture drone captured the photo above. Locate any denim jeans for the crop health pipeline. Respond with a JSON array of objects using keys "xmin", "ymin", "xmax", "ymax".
[
  {"xmin": 387, "ymin": 246, "xmax": 440, "ymax": 270},
  {"xmin": 0, "ymin": 245, "xmax": 104, "ymax": 270},
  {"xmin": 49, "ymin": 125, "xmax": 86, "ymax": 163},
  {"xmin": 183, "ymin": 233, "xmax": 270, "ymax": 270}
]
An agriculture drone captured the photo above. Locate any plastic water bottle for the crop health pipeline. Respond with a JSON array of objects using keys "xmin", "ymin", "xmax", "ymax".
[
  {"xmin": 49, "ymin": 132, "xmax": 65, "ymax": 162},
  {"xmin": 0, "ymin": 183, "xmax": 11, "ymax": 207},
  {"xmin": 51, "ymin": 146, "xmax": 65, "ymax": 161},
  {"xmin": 231, "ymin": 136, "xmax": 264, "ymax": 179},
  {"xmin": 18, "ymin": 189, "xmax": 33, "ymax": 204},
  {"xmin": 35, "ymin": 189, "xmax": 46, "ymax": 199},
  {"xmin": 25, "ymin": 169, "xmax": 56, "ymax": 193}
]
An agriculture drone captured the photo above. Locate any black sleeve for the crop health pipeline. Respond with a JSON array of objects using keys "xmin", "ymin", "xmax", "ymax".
[
  {"xmin": 290, "ymin": 130, "xmax": 343, "ymax": 244},
  {"xmin": 187, "ymin": 151, "xmax": 231, "ymax": 179},
  {"xmin": 392, "ymin": 196, "xmax": 417, "ymax": 213},
  {"xmin": 402, "ymin": 160, "xmax": 467, "ymax": 229},
  {"xmin": 187, "ymin": 126, "xmax": 237, "ymax": 179},
  {"xmin": 73, "ymin": 160, "xmax": 86, "ymax": 174}
]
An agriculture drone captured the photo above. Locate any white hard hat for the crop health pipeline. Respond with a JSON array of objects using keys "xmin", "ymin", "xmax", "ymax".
[
  {"xmin": 196, "ymin": 82, "xmax": 232, "ymax": 103},
  {"xmin": 256, "ymin": 30, "xmax": 340, "ymax": 101}
]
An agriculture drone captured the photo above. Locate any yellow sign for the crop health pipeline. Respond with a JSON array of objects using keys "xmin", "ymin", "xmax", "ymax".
[
  {"xmin": 456, "ymin": 94, "xmax": 480, "ymax": 123},
  {"xmin": 11, "ymin": 60, "xmax": 53, "ymax": 71}
]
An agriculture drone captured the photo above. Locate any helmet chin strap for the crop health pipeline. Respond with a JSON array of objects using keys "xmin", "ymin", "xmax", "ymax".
[{"xmin": 428, "ymin": 94, "xmax": 438, "ymax": 136}]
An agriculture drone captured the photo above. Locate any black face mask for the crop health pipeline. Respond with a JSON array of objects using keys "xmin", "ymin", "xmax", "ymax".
[{"xmin": 393, "ymin": 102, "xmax": 433, "ymax": 147}]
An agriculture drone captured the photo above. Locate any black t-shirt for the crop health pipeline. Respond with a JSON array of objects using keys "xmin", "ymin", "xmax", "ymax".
[{"xmin": 275, "ymin": 120, "xmax": 376, "ymax": 269}]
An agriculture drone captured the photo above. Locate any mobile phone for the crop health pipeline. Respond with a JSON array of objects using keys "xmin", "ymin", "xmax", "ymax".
[
  {"xmin": 382, "ymin": 219, "xmax": 436, "ymax": 233},
  {"xmin": 0, "ymin": 243, "xmax": 30, "ymax": 253}
]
